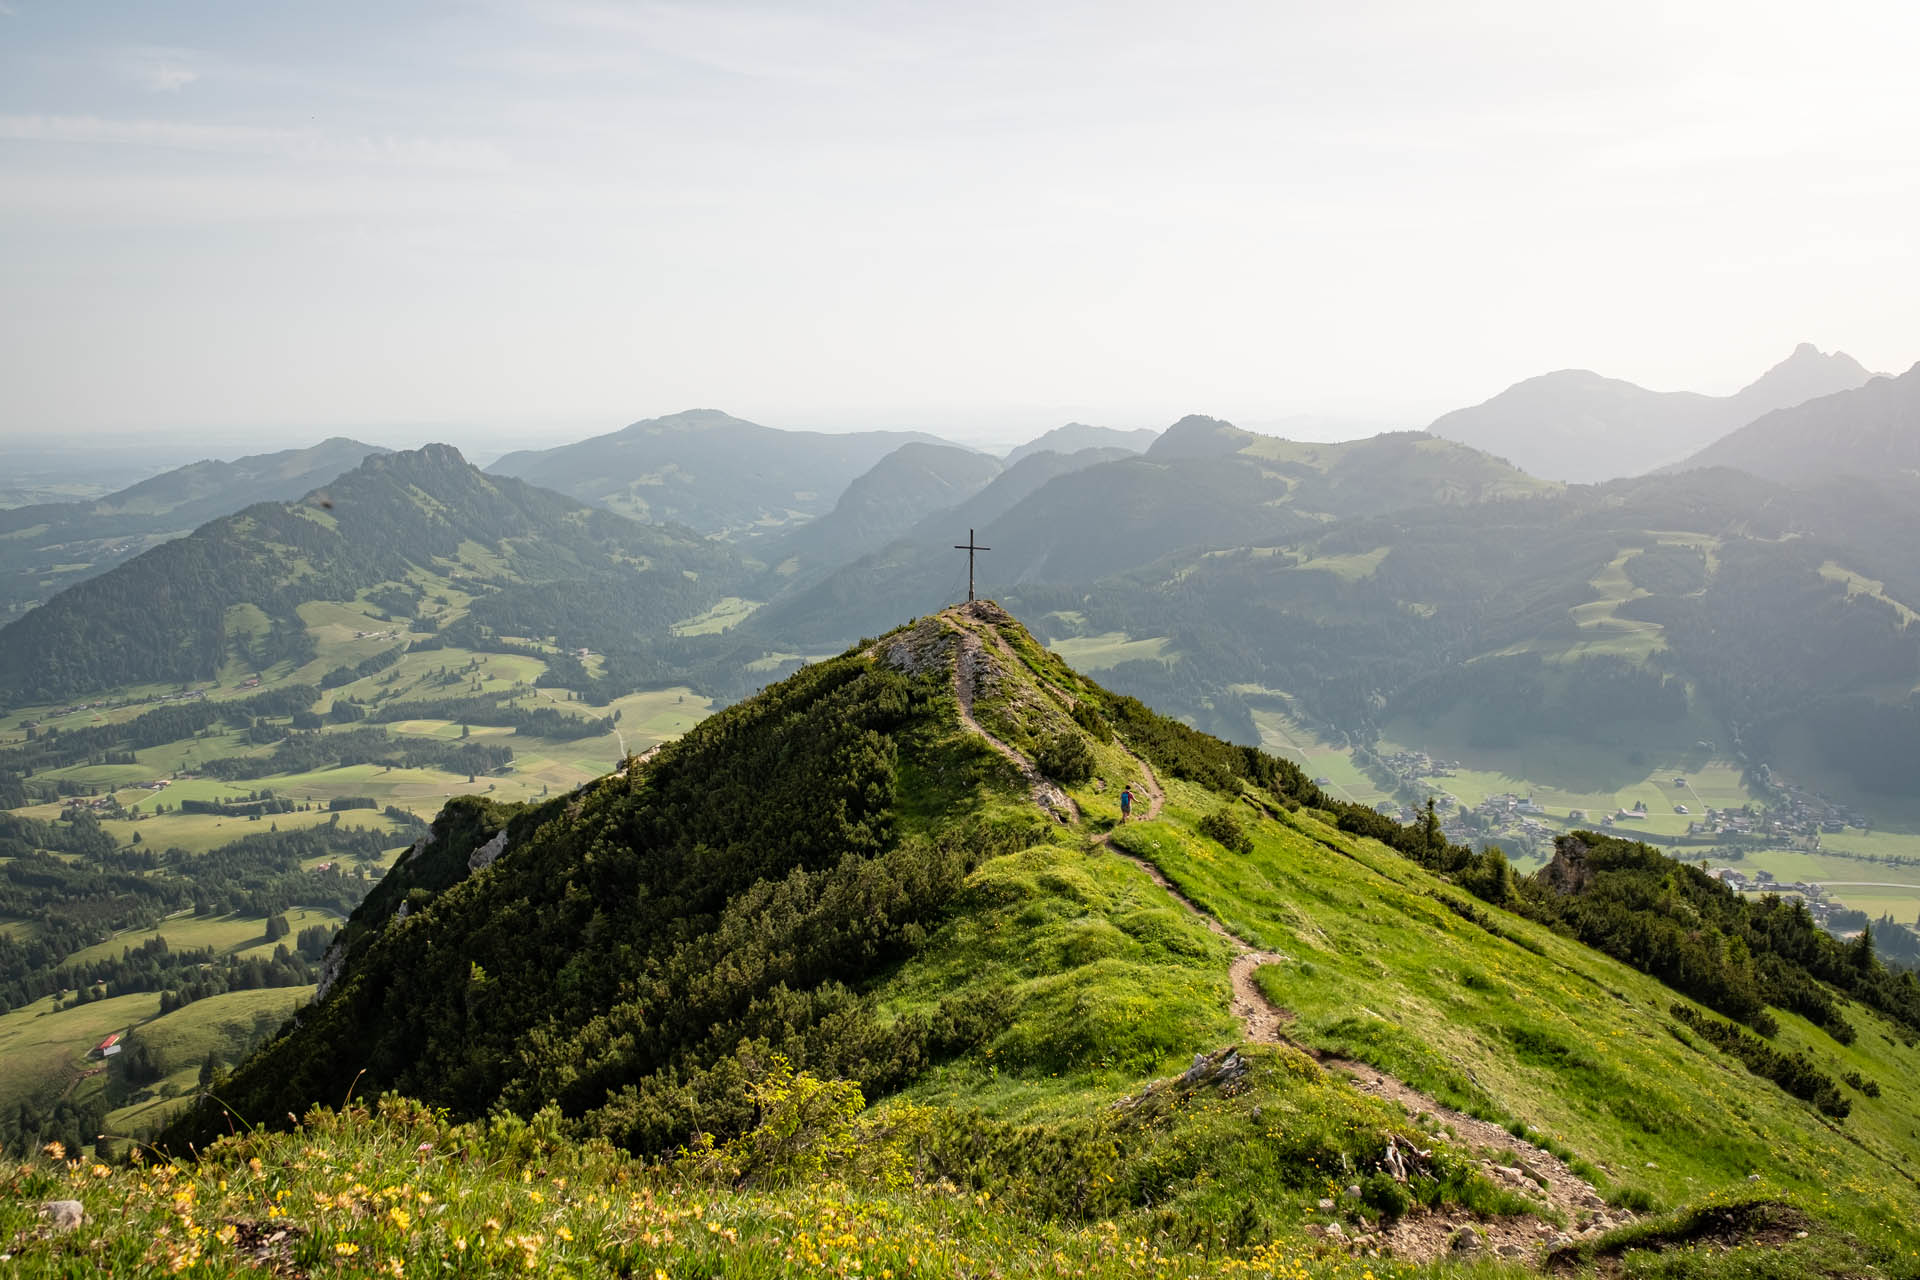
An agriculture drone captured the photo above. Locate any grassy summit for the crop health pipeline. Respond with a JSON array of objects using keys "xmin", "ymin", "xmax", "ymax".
[{"xmin": 7, "ymin": 603, "xmax": 1919, "ymax": 1276}]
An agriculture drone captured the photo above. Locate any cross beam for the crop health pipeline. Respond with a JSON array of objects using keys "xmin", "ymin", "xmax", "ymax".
[{"xmin": 954, "ymin": 528, "xmax": 990, "ymax": 602}]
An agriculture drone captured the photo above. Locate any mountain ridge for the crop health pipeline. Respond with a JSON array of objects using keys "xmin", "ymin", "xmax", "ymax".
[
  {"xmin": 488, "ymin": 409, "xmax": 950, "ymax": 536},
  {"xmin": 0, "ymin": 437, "xmax": 390, "ymax": 623},
  {"xmin": 0, "ymin": 443, "xmax": 739, "ymax": 704},
  {"xmin": 144, "ymin": 599, "xmax": 1920, "ymax": 1276},
  {"xmin": 1429, "ymin": 344, "xmax": 1874, "ymax": 482},
  {"xmin": 1668, "ymin": 360, "xmax": 1920, "ymax": 484}
]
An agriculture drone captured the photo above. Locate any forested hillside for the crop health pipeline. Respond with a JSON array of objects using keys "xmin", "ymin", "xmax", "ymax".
[
  {"xmin": 0, "ymin": 437, "xmax": 387, "ymax": 623},
  {"xmin": 0, "ymin": 445, "xmax": 740, "ymax": 704}
]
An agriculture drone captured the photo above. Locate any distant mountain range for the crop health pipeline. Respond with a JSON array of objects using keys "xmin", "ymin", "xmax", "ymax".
[
  {"xmin": 748, "ymin": 415, "xmax": 1555, "ymax": 649},
  {"xmin": 1669, "ymin": 361, "xmax": 1920, "ymax": 484},
  {"xmin": 760, "ymin": 442, "xmax": 1003, "ymax": 588},
  {"xmin": 1003, "ymin": 423, "xmax": 1159, "ymax": 465},
  {"xmin": 1430, "ymin": 344, "xmax": 1874, "ymax": 483},
  {"xmin": 487, "ymin": 409, "xmax": 947, "ymax": 537},
  {"xmin": 0, "ymin": 445, "xmax": 738, "ymax": 704},
  {"xmin": 0, "ymin": 438, "xmax": 388, "ymax": 621},
  {"xmin": 9, "ymin": 377, "xmax": 1920, "ymax": 811}
]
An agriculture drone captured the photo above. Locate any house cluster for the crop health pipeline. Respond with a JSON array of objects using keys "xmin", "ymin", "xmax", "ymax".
[
  {"xmin": 353, "ymin": 629, "xmax": 400, "ymax": 641},
  {"xmin": 1701, "ymin": 866, "xmax": 1839, "ymax": 923},
  {"xmin": 59, "ymin": 778, "xmax": 168, "ymax": 816},
  {"xmin": 1378, "ymin": 750, "xmax": 1460, "ymax": 782},
  {"xmin": 1687, "ymin": 795, "xmax": 1866, "ymax": 846}
]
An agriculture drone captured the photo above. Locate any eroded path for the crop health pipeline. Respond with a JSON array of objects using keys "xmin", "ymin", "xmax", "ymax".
[{"xmin": 896, "ymin": 604, "xmax": 1628, "ymax": 1262}]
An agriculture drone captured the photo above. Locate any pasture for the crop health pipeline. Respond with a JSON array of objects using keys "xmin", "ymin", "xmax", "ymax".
[
  {"xmin": 0, "ymin": 991, "xmax": 162, "ymax": 1113},
  {"xmin": 59, "ymin": 907, "xmax": 343, "ymax": 970},
  {"xmin": 1047, "ymin": 631, "xmax": 1178, "ymax": 671},
  {"xmin": 670, "ymin": 596, "xmax": 763, "ymax": 636}
]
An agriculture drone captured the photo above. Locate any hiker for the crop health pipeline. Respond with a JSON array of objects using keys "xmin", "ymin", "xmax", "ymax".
[{"xmin": 1120, "ymin": 785, "xmax": 1133, "ymax": 821}]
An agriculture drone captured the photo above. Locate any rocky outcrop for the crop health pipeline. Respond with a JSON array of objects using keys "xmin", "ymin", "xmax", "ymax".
[
  {"xmin": 1536, "ymin": 836, "xmax": 1594, "ymax": 895},
  {"xmin": 314, "ymin": 935, "xmax": 349, "ymax": 1001},
  {"xmin": 468, "ymin": 829, "xmax": 509, "ymax": 872}
]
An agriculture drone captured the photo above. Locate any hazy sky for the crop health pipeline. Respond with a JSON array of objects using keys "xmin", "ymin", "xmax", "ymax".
[{"xmin": 2, "ymin": 0, "xmax": 1917, "ymax": 451}]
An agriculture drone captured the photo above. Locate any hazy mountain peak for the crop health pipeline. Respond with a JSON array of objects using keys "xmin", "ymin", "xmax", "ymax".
[
  {"xmin": 1669, "ymin": 356, "xmax": 1920, "ymax": 484},
  {"xmin": 1145, "ymin": 414, "xmax": 1257, "ymax": 460},
  {"xmin": 1003, "ymin": 422, "xmax": 1160, "ymax": 465},
  {"xmin": 1429, "ymin": 346, "xmax": 1876, "ymax": 483},
  {"xmin": 1733, "ymin": 344, "xmax": 1873, "ymax": 408}
]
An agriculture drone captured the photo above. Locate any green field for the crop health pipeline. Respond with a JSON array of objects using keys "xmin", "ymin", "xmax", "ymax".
[
  {"xmin": 0, "ymin": 991, "xmax": 161, "ymax": 1112},
  {"xmin": 670, "ymin": 595, "xmax": 763, "ymax": 636},
  {"xmin": 102, "ymin": 987, "xmax": 314, "ymax": 1135},
  {"xmin": 1047, "ymin": 631, "xmax": 1178, "ymax": 671},
  {"xmin": 60, "ymin": 907, "xmax": 343, "ymax": 970},
  {"xmin": 1815, "ymin": 883, "xmax": 1920, "ymax": 927},
  {"xmin": 1245, "ymin": 706, "xmax": 1389, "ymax": 806},
  {"xmin": 1290, "ymin": 545, "xmax": 1390, "ymax": 580}
]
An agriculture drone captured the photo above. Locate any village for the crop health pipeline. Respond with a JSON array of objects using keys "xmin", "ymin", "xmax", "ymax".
[{"xmin": 1348, "ymin": 743, "xmax": 1873, "ymax": 858}]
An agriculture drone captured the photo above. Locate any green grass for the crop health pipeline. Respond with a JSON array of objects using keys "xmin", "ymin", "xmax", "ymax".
[
  {"xmin": 100, "ymin": 988, "xmax": 316, "ymax": 1136},
  {"xmin": 1820, "ymin": 559, "xmax": 1920, "ymax": 627},
  {"xmin": 0, "ymin": 992, "xmax": 161, "ymax": 1113},
  {"xmin": 1290, "ymin": 546, "xmax": 1390, "ymax": 581},
  {"xmin": 1, "ymin": 1097, "xmax": 1405, "ymax": 1279},
  {"xmin": 1103, "ymin": 797, "xmax": 1920, "ymax": 1259},
  {"xmin": 61, "ymin": 908, "xmax": 342, "ymax": 969},
  {"xmin": 879, "ymin": 838, "xmax": 1239, "ymax": 1091},
  {"xmin": 1046, "ymin": 632, "xmax": 1178, "ymax": 671},
  {"xmin": 1246, "ymin": 708, "xmax": 1388, "ymax": 806},
  {"xmin": 1816, "ymin": 883, "xmax": 1920, "ymax": 927},
  {"xmin": 670, "ymin": 595, "xmax": 763, "ymax": 636}
]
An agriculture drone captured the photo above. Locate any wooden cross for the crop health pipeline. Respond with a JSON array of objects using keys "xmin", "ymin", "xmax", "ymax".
[{"xmin": 954, "ymin": 528, "xmax": 990, "ymax": 602}]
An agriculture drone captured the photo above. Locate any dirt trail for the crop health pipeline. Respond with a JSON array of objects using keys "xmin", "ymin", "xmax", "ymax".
[
  {"xmin": 945, "ymin": 616, "xmax": 1079, "ymax": 823},
  {"xmin": 916, "ymin": 604, "xmax": 1627, "ymax": 1263}
]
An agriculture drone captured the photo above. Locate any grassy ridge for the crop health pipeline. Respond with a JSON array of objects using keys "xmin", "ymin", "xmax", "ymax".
[
  {"xmin": 1107, "ymin": 787, "xmax": 1920, "ymax": 1259},
  {"xmin": 9, "ymin": 604, "xmax": 1920, "ymax": 1276}
]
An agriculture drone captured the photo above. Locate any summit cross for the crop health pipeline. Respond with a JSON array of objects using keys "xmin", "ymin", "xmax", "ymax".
[{"xmin": 954, "ymin": 528, "xmax": 990, "ymax": 602}]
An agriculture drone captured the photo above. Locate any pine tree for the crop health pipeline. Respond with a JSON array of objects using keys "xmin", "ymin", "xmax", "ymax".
[{"xmin": 1848, "ymin": 923, "xmax": 1877, "ymax": 973}]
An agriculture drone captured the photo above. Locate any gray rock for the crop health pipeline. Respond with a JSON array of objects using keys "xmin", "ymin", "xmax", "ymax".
[
  {"xmin": 1451, "ymin": 1226, "xmax": 1482, "ymax": 1253},
  {"xmin": 1345, "ymin": 1184, "xmax": 1361, "ymax": 1198},
  {"xmin": 39, "ymin": 1201, "xmax": 83, "ymax": 1231},
  {"xmin": 1497, "ymin": 1244, "xmax": 1527, "ymax": 1259},
  {"xmin": 1317, "ymin": 1198, "xmax": 1336, "ymax": 1211},
  {"xmin": 314, "ymin": 936, "xmax": 349, "ymax": 1001},
  {"xmin": 468, "ymin": 829, "xmax": 510, "ymax": 872}
]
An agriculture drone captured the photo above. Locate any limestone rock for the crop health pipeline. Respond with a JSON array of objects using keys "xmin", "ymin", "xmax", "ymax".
[
  {"xmin": 39, "ymin": 1201, "xmax": 84, "ymax": 1231},
  {"xmin": 468, "ymin": 829, "xmax": 510, "ymax": 872}
]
